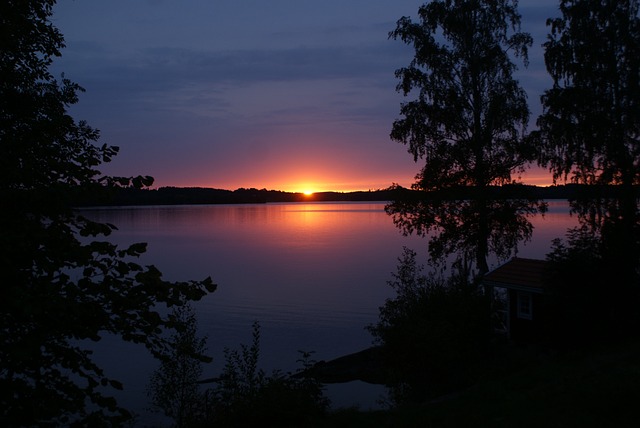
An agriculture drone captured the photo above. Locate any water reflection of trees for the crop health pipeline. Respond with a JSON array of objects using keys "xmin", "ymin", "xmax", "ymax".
[
  {"xmin": 386, "ymin": 193, "xmax": 545, "ymax": 278},
  {"xmin": 569, "ymin": 195, "xmax": 640, "ymax": 270}
]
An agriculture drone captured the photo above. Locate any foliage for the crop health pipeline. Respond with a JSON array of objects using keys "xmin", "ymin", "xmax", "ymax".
[
  {"xmin": 367, "ymin": 248, "xmax": 491, "ymax": 403},
  {"xmin": 389, "ymin": 0, "xmax": 532, "ymax": 189},
  {"xmin": 388, "ymin": 0, "xmax": 539, "ymax": 275},
  {"xmin": 543, "ymin": 223, "xmax": 640, "ymax": 346},
  {"xmin": 147, "ymin": 304, "xmax": 210, "ymax": 427},
  {"xmin": 568, "ymin": 195, "xmax": 640, "ymax": 267},
  {"xmin": 0, "ymin": 1, "xmax": 215, "ymax": 425},
  {"xmin": 535, "ymin": 0, "xmax": 640, "ymax": 186},
  {"xmin": 532, "ymin": 0, "xmax": 640, "ymax": 350},
  {"xmin": 204, "ymin": 321, "xmax": 330, "ymax": 428}
]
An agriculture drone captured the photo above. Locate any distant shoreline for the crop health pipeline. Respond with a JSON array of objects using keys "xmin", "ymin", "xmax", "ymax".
[{"xmin": 75, "ymin": 184, "xmax": 638, "ymax": 207}]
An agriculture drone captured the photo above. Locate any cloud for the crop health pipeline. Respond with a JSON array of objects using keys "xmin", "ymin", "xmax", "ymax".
[{"xmin": 55, "ymin": 38, "xmax": 410, "ymax": 133}]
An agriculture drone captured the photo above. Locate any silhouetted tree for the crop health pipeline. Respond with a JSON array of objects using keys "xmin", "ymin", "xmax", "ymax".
[
  {"xmin": 388, "ymin": 0, "xmax": 539, "ymax": 276},
  {"xmin": 0, "ymin": 1, "xmax": 215, "ymax": 425},
  {"xmin": 535, "ymin": 0, "xmax": 640, "ymax": 188},
  {"xmin": 535, "ymin": 0, "xmax": 640, "ymax": 309}
]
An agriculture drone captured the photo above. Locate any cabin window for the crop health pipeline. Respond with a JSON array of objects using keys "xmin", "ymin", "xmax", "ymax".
[{"xmin": 517, "ymin": 292, "xmax": 532, "ymax": 320}]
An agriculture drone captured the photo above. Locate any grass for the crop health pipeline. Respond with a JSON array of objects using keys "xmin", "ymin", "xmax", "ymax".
[{"xmin": 312, "ymin": 339, "xmax": 640, "ymax": 427}]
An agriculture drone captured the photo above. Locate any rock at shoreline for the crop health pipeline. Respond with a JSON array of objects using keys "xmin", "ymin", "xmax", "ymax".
[{"xmin": 296, "ymin": 346, "xmax": 388, "ymax": 385}]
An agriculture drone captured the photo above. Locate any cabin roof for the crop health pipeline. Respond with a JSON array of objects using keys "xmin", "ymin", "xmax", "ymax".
[{"xmin": 483, "ymin": 257, "xmax": 548, "ymax": 293}]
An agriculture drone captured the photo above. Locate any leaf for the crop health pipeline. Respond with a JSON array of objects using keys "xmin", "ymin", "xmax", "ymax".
[{"xmin": 126, "ymin": 242, "xmax": 148, "ymax": 256}]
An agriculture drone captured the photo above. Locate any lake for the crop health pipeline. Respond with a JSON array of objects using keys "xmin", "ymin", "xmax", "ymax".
[{"xmin": 80, "ymin": 200, "xmax": 577, "ymax": 423}]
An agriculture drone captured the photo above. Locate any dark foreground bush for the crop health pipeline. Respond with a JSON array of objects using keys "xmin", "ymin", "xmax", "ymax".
[
  {"xmin": 543, "ymin": 226, "xmax": 640, "ymax": 347},
  {"xmin": 368, "ymin": 248, "xmax": 492, "ymax": 403},
  {"xmin": 202, "ymin": 322, "xmax": 330, "ymax": 428}
]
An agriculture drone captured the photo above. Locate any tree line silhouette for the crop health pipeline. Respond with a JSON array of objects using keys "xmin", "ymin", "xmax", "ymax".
[{"xmin": 74, "ymin": 183, "xmax": 638, "ymax": 206}]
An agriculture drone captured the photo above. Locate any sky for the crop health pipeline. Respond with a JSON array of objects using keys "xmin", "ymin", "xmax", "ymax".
[{"xmin": 52, "ymin": 0, "xmax": 560, "ymax": 192}]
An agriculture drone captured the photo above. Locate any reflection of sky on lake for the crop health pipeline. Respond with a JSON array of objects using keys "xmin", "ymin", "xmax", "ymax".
[
  {"xmin": 516, "ymin": 200, "xmax": 580, "ymax": 258},
  {"xmin": 80, "ymin": 201, "xmax": 577, "ymax": 420}
]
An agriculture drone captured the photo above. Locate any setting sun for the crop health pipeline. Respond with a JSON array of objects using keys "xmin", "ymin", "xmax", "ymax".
[{"xmin": 303, "ymin": 190, "xmax": 314, "ymax": 196}]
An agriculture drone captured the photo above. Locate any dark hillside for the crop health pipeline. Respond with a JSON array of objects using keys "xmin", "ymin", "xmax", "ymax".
[{"xmin": 75, "ymin": 184, "xmax": 639, "ymax": 207}]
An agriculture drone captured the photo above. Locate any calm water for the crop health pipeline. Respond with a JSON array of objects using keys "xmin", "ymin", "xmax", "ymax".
[{"xmin": 80, "ymin": 201, "xmax": 577, "ymax": 422}]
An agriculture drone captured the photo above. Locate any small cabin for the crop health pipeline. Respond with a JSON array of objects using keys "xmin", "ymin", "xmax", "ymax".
[{"xmin": 483, "ymin": 258, "xmax": 549, "ymax": 342}]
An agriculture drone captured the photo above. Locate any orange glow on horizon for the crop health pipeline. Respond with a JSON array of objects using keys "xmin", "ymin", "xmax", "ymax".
[
  {"xmin": 516, "ymin": 165, "xmax": 555, "ymax": 187},
  {"xmin": 175, "ymin": 162, "xmax": 554, "ymax": 192},
  {"xmin": 206, "ymin": 171, "xmax": 554, "ymax": 193}
]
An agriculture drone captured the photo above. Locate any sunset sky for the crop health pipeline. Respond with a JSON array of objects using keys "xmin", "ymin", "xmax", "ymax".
[{"xmin": 53, "ymin": 0, "xmax": 559, "ymax": 192}]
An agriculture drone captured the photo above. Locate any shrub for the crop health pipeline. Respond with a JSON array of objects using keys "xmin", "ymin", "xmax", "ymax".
[
  {"xmin": 204, "ymin": 322, "xmax": 330, "ymax": 427},
  {"xmin": 368, "ymin": 248, "xmax": 491, "ymax": 403},
  {"xmin": 147, "ymin": 304, "xmax": 210, "ymax": 427}
]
